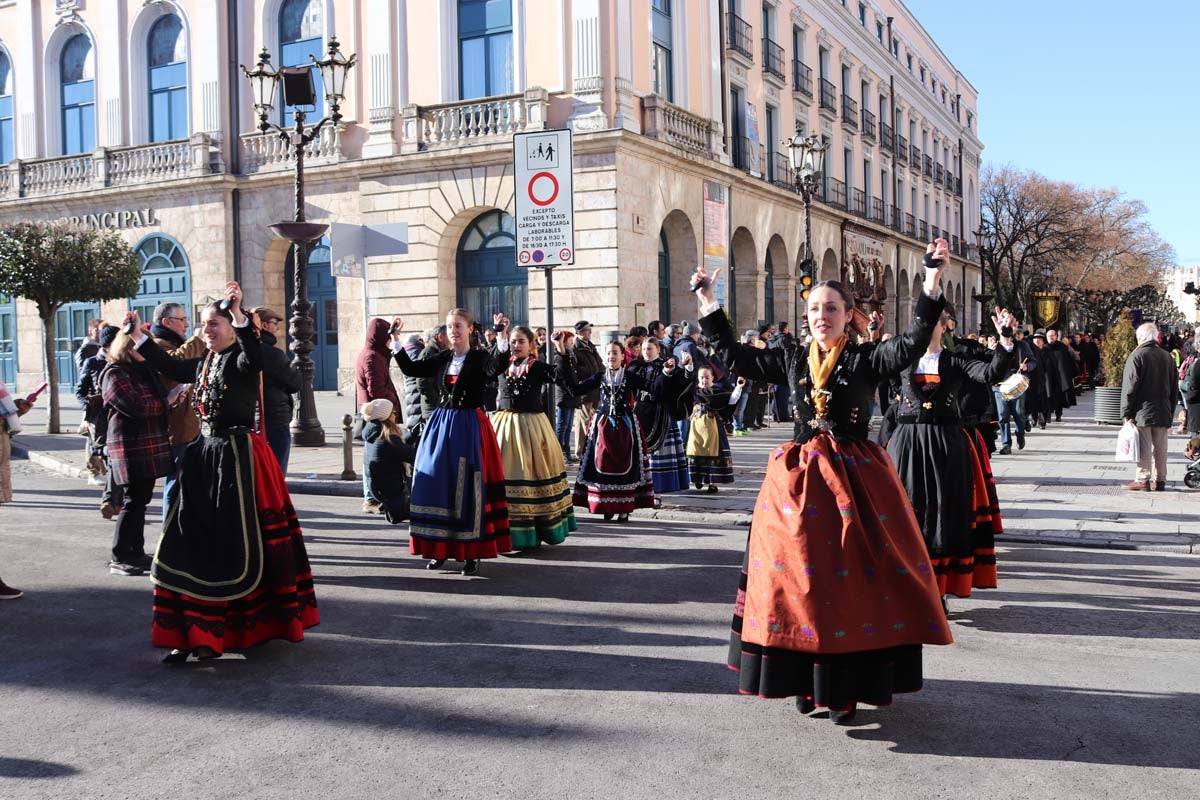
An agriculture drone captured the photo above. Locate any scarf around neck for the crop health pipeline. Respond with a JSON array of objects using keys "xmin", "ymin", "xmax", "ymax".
[{"xmin": 807, "ymin": 335, "xmax": 847, "ymax": 418}]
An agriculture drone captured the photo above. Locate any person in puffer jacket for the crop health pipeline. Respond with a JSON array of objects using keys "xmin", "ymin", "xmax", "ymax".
[{"xmin": 400, "ymin": 333, "xmax": 426, "ymax": 443}]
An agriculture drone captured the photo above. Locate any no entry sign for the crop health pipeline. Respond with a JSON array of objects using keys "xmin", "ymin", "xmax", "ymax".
[{"xmin": 514, "ymin": 129, "xmax": 574, "ymax": 268}]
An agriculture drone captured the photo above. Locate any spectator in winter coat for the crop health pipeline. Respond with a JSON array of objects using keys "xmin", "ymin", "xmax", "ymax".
[
  {"xmin": 100, "ymin": 331, "xmax": 175, "ymax": 576},
  {"xmin": 1122, "ymin": 323, "xmax": 1179, "ymax": 491},
  {"xmin": 418, "ymin": 325, "xmax": 448, "ymax": 419},
  {"xmin": 399, "ymin": 333, "xmax": 426, "ymax": 438},
  {"xmin": 356, "ymin": 318, "xmax": 403, "ymax": 512},
  {"xmin": 1182, "ymin": 332, "xmax": 1200, "ymax": 435},
  {"xmin": 361, "ymin": 398, "xmax": 417, "ymax": 523},
  {"xmin": 250, "ymin": 307, "xmax": 302, "ymax": 473},
  {"xmin": 151, "ymin": 302, "xmax": 205, "ymax": 506}
]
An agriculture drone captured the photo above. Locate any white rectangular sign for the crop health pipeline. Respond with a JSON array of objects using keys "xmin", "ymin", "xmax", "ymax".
[{"xmin": 513, "ymin": 129, "xmax": 574, "ymax": 268}]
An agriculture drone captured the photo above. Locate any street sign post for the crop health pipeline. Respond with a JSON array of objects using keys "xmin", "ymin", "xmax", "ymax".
[{"xmin": 513, "ymin": 129, "xmax": 574, "ymax": 380}]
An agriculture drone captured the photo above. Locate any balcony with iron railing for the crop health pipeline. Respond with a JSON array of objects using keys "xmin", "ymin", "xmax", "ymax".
[
  {"xmin": 861, "ymin": 109, "xmax": 876, "ymax": 141},
  {"xmin": 880, "ymin": 121, "xmax": 893, "ymax": 151},
  {"xmin": 851, "ymin": 188, "xmax": 867, "ymax": 217},
  {"xmin": 955, "ymin": 176, "xmax": 963, "ymax": 196},
  {"xmin": 941, "ymin": 228, "xmax": 951, "ymax": 242},
  {"xmin": 870, "ymin": 197, "xmax": 885, "ymax": 224},
  {"xmin": 923, "ymin": 154, "xmax": 933, "ymax": 178},
  {"xmin": 731, "ymin": 136, "xmax": 753, "ymax": 172},
  {"xmin": 904, "ymin": 213, "xmax": 916, "ymax": 238},
  {"xmin": 935, "ymin": 163, "xmax": 944, "ymax": 185},
  {"xmin": 895, "ymin": 134, "xmax": 908, "ymax": 163},
  {"xmin": 825, "ymin": 176, "xmax": 847, "ymax": 209},
  {"xmin": 727, "ymin": 13, "xmax": 754, "ymax": 61},
  {"xmin": 919, "ymin": 220, "xmax": 929, "ymax": 240},
  {"xmin": 0, "ymin": 134, "xmax": 221, "ymax": 200},
  {"xmin": 768, "ymin": 152, "xmax": 791, "ymax": 187},
  {"xmin": 952, "ymin": 234, "xmax": 961, "ymax": 254},
  {"xmin": 819, "ymin": 79, "xmax": 837, "ymax": 114},
  {"xmin": 909, "ymin": 145, "xmax": 921, "ymax": 170},
  {"xmin": 841, "ymin": 95, "xmax": 859, "ymax": 131},
  {"xmin": 889, "ymin": 205, "xmax": 902, "ymax": 232},
  {"xmin": 762, "ymin": 37, "xmax": 785, "ymax": 80},
  {"xmin": 792, "ymin": 60, "xmax": 813, "ymax": 98}
]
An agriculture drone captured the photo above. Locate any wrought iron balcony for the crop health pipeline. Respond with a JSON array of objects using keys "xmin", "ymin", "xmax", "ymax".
[
  {"xmin": 895, "ymin": 134, "xmax": 908, "ymax": 163},
  {"xmin": 819, "ymin": 79, "xmax": 837, "ymax": 113},
  {"xmin": 762, "ymin": 37, "xmax": 785, "ymax": 80},
  {"xmin": 851, "ymin": 188, "xmax": 867, "ymax": 216},
  {"xmin": 919, "ymin": 220, "xmax": 929, "ymax": 240},
  {"xmin": 769, "ymin": 152, "xmax": 792, "ymax": 187},
  {"xmin": 880, "ymin": 121, "xmax": 893, "ymax": 151},
  {"xmin": 841, "ymin": 95, "xmax": 859, "ymax": 130},
  {"xmin": 923, "ymin": 154, "xmax": 933, "ymax": 178},
  {"xmin": 825, "ymin": 176, "xmax": 847, "ymax": 209},
  {"xmin": 889, "ymin": 204, "xmax": 902, "ymax": 232},
  {"xmin": 952, "ymin": 234, "xmax": 961, "ymax": 254},
  {"xmin": 904, "ymin": 213, "xmax": 916, "ymax": 238},
  {"xmin": 731, "ymin": 136, "xmax": 753, "ymax": 171},
  {"xmin": 955, "ymin": 176, "xmax": 963, "ymax": 196},
  {"xmin": 870, "ymin": 197, "xmax": 885, "ymax": 224},
  {"xmin": 861, "ymin": 109, "xmax": 877, "ymax": 141},
  {"xmin": 727, "ymin": 13, "xmax": 754, "ymax": 60},
  {"xmin": 935, "ymin": 163, "xmax": 944, "ymax": 185},
  {"xmin": 909, "ymin": 145, "xmax": 921, "ymax": 169},
  {"xmin": 792, "ymin": 60, "xmax": 813, "ymax": 98}
]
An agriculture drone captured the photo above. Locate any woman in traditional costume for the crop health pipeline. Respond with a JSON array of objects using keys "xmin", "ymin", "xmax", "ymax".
[
  {"xmin": 490, "ymin": 325, "xmax": 578, "ymax": 550},
  {"xmin": 629, "ymin": 338, "xmax": 691, "ymax": 497},
  {"xmin": 571, "ymin": 340, "xmax": 678, "ymax": 522},
  {"xmin": 389, "ymin": 310, "xmax": 511, "ymax": 575},
  {"xmin": 128, "ymin": 282, "xmax": 318, "ymax": 664},
  {"xmin": 695, "ymin": 240, "xmax": 955, "ymax": 724},
  {"xmin": 685, "ymin": 367, "xmax": 742, "ymax": 492},
  {"xmin": 885, "ymin": 303, "xmax": 1016, "ymax": 608}
]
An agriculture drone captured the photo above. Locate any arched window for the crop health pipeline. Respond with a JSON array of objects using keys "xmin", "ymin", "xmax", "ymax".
[
  {"xmin": 0, "ymin": 49, "xmax": 13, "ymax": 163},
  {"xmin": 457, "ymin": 210, "xmax": 524, "ymax": 324},
  {"xmin": 60, "ymin": 33, "xmax": 95, "ymax": 155},
  {"xmin": 129, "ymin": 234, "xmax": 192, "ymax": 324},
  {"xmin": 458, "ymin": 0, "xmax": 514, "ymax": 100},
  {"xmin": 651, "ymin": 0, "xmax": 673, "ymax": 100},
  {"xmin": 148, "ymin": 14, "xmax": 187, "ymax": 142},
  {"xmin": 658, "ymin": 229, "xmax": 671, "ymax": 321},
  {"xmin": 279, "ymin": 0, "xmax": 324, "ymax": 119}
]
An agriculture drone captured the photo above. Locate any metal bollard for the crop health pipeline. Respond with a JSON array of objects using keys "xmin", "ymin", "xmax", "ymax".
[{"xmin": 341, "ymin": 413, "xmax": 357, "ymax": 481}]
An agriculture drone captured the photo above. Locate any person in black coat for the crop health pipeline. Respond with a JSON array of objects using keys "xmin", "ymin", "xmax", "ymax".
[
  {"xmin": 250, "ymin": 307, "xmax": 302, "ymax": 473},
  {"xmin": 76, "ymin": 325, "xmax": 122, "ymax": 515},
  {"xmin": 693, "ymin": 241, "xmax": 954, "ymax": 723}
]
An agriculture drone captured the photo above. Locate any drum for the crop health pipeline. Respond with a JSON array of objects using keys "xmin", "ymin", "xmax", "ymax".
[{"xmin": 999, "ymin": 373, "xmax": 1029, "ymax": 400}]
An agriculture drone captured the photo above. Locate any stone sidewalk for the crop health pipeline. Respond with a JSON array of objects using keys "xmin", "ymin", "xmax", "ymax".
[{"xmin": 10, "ymin": 389, "xmax": 1198, "ymax": 553}]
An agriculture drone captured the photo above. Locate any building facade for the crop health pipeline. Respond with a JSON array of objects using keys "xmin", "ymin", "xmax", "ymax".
[
  {"xmin": 1166, "ymin": 265, "xmax": 1200, "ymax": 326},
  {"xmin": 0, "ymin": 0, "xmax": 983, "ymax": 393}
]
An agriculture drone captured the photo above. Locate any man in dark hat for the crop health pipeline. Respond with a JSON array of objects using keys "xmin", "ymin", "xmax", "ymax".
[
  {"xmin": 1043, "ymin": 328, "xmax": 1079, "ymax": 421},
  {"xmin": 1027, "ymin": 330, "xmax": 1053, "ymax": 428},
  {"xmin": 571, "ymin": 320, "xmax": 604, "ymax": 460},
  {"xmin": 151, "ymin": 302, "xmax": 206, "ymax": 506}
]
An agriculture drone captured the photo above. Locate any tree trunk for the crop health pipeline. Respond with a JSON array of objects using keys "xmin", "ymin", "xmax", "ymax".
[{"xmin": 40, "ymin": 310, "xmax": 60, "ymax": 434}]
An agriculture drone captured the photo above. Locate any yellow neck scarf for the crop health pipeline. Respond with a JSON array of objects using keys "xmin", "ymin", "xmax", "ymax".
[{"xmin": 807, "ymin": 335, "xmax": 847, "ymax": 418}]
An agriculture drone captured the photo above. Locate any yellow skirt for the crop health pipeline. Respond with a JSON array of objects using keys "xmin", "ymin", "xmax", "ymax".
[
  {"xmin": 687, "ymin": 413, "xmax": 723, "ymax": 458},
  {"xmin": 491, "ymin": 410, "xmax": 576, "ymax": 548}
]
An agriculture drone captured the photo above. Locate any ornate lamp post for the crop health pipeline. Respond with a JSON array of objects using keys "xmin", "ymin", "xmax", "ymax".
[
  {"xmin": 786, "ymin": 132, "xmax": 828, "ymax": 332},
  {"xmin": 242, "ymin": 39, "xmax": 356, "ymax": 446}
]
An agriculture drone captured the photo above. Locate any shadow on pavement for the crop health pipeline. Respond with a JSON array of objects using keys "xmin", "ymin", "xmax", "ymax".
[
  {"xmin": 0, "ymin": 757, "xmax": 80, "ymax": 779},
  {"xmin": 847, "ymin": 680, "xmax": 1200, "ymax": 770}
]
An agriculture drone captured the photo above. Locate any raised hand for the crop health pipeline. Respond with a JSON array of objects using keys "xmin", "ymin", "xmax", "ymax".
[
  {"xmin": 922, "ymin": 239, "xmax": 948, "ymax": 296},
  {"xmin": 391, "ymin": 316, "xmax": 405, "ymax": 338},
  {"xmin": 991, "ymin": 307, "xmax": 1016, "ymax": 338},
  {"xmin": 493, "ymin": 312, "xmax": 507, "ymax": 330},
  {"xmin": 681, "ymin": 352, "xmax": 693, "ymax": 368},
  {"xmin": 663, "ymin": 357, "xmax": 677, "ymax": 374},
  {"xmin": 736, "ymin": 376, "xmax": 747, "ymax": 387},
  {"xmin": 121, "ymin": 310, "xmax": 140, "ymax": 335},
  {"xmin": 690, "ymin": 265, "xmax": 719, "ymax": 307}
]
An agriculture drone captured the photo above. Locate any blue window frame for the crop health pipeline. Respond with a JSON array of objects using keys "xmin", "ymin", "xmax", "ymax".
[
  {"xmin": 148, "ymin": 14, "xmax": 188, "ymax": 142},
  {"xmin": 60, "ymin": 34, "xmax": 95, "ymax": 155},
  {"xmin": 0, "ymin": 51, "xmax": 12, "ymax": 164},
  {"xmin": 458, "ymin": 0, "xmax": 513, "ymax": 100},
  {"xmin": 129, "ymin": 234, "xmax": 192, "ymax": 325},
  {"xmin": 651, "ymin": 0, "xmax": 672, "ymax": 100},
  {"xmin": 279, "ymin": 0, "xmax": 324, "ymax": 119}
]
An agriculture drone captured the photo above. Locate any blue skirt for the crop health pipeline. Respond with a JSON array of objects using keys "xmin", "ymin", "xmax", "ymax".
[
  {"xmin": 649, "ymin": 421, "xmax": 690, "ymax": 493},
  {"xmin": 410, "ymin": 407, "xmax": 511, "ymax": 560}
]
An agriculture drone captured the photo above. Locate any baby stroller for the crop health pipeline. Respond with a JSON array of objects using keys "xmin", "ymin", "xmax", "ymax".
[{"xmin": 1185, "ymin": 436, "xmax": 1200, "ymax": 489}]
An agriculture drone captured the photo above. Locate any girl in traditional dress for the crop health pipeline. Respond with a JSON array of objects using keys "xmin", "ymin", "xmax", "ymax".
[
  {"xmin": 885, "ymin": 304, "xmax": 1016, "ymax": 609},
  {"xmin": 491, "ymin": 325, "xmax": 578, "ymax": 550},
  {"xmin": 389, "ymin": 310, "xmax": 511, "ymax": 576},
  {"xmin": 128, "ymin": 282, "xmax": 318, "ymax": 664},
  {"xmin": 629, "ymin": 338, "xmax": 691, "ymax": 497},
  {"xmin": 685, "ymin": 367, "xmax": 742, "ymax": 492},
  {"xmin": 694, "ymin": 240, "xmax": 954, "ymax": 724},
  {"xmin": 571, "ymin": 340, "xmax": 679, "ymax": 522}
]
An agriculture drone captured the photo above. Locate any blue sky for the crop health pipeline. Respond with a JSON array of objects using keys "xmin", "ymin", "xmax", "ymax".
[{"xmin": 906, "ymin": 0, "xmax": 1200, "ymax": 265}]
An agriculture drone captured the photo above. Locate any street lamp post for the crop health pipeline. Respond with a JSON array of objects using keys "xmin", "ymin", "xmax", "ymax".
[
  {"xmin": 785, "ymin": 131, "xmax": 828, "ymax": 332},
  {"xmin": 242, "ymin": 40, "xmax": 356, "ymax": 447}
]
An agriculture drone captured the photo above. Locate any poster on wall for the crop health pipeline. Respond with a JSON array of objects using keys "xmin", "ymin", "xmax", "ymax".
[
  {"xmin": 744, "ymin": 101, "xmax": 761, "ymax": 178},
  {"xmin": 702, "ymin": 180, "xmax": 730, "ymax": 308}
]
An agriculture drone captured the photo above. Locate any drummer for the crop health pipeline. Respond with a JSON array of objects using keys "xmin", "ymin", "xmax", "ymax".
[{"xmin": 992, "ymin": 328, "xmax": 1031, "ymax": 455}]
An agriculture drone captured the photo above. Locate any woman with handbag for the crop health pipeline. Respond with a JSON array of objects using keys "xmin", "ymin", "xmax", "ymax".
[
  {"xmin": 124, "ymin": 282, "xmax": 319, "ymax": 664},
  {"xmin": 570, "ymin": 339, "xmax": 679, "ymax": 522},
  {"xmin": 695, "ymin": 240, "xmax": 954, "ymax": 724},
  {"xmin": 389, "ymin": 310, "xmax": 512, "ymax": 576}
]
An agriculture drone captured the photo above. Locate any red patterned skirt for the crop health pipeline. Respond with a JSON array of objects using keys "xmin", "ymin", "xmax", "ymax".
[
  {"xmin": 151, "ymin": 431, "xmax": 318, "ymax": 654},
  {"xmin": 729, "ymin": 436, "xmax": 952, "ymax": 708}
]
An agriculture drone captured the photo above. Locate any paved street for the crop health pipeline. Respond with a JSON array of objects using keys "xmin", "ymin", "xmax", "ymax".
[{"xmin": 2, "ymin": 396, "xmax": 1198, "ymax": 799}]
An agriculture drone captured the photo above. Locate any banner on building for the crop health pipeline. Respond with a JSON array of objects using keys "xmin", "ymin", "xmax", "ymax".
[
  {"xmin": 842, "ymin": 226, "xmax": 888, "ymax": 309},
  {"xmin": 702, "ymin": 180, "xmax": 729, "ymax": 307},
  {"xmin": 513, "ymin": 129, "xmax": 575, "ymax": 268}
]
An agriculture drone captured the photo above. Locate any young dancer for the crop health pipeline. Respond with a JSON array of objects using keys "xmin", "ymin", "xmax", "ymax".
[
  {"xmin": 390, "ymin": 310, "xmax": 511, "ymax": 576},
  {"xmin": 695, "ymin": 241, "xmax": 954, "ymax": 724},
  {"xmin": 492, "ymin": 325, "xmax": 578, "ymax": 550},
  {"xmin": 685, "ymin": 368, "xmax": 742, "ymax": 492},
  {"xmin": 570, "ymin": 339, "xmax": 679, "ymax": 522}
]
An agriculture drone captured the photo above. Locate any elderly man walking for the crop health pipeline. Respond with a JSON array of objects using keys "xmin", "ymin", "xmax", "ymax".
[{"xmin": 1122, "ymin": 322, "xmax": 1179, "ymax": 491}]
